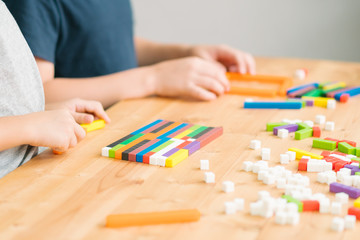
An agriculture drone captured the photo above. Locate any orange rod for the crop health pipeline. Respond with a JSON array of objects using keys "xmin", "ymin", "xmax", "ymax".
[
  {"xmin": 226, "ymin": 72, "xmax": 291, "ymax": 84},
  {"xmin": 228, "ymin": 87, "xmax": 277, "ymax": 97},
  {"xmin": 106, "ymin": 209, "xmax": 201, "ymax": 228}
]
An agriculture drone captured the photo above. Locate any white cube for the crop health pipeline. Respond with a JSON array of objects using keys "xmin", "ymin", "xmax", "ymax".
[
  {"xmin": 101, "ymin": 147, "xmax": 110, "ymax": 157},
  {"xmin": 286, "ymin": 212, "xmax": 300, "ymax": 225},
  {"xmin": 280, "ymin": 154, "xmax": 290, "ymax": 164},
  {"xmin": 331, "ymin": 217, "xmax": 345, "ymax": 232},
  {"xmin": 338, "ymin": 167, "xmax": 352, "ymax": 176},
  {"xmin": 285, "ymin": 203, "xmax": 299, "ymax": 213},
  {"xmin": 327, "ymin": 99, "xmax": 337, "ymax": 109},
  {"xmin": 252, "ymin": 161, "xmax": 268, "ymax": 173},
  {"xmin": 245, "ymin": 98, "xmax": 254, "ymax": 102},
  {"xmin": 222, "ymin": 181, "xmax": 235, "ymax": 193},
  {"xmin": 261, "ymin": 148, "xmax": 271, "ymax": 155},
  {"xmin": 242, "ymin": 161, "xmax": 253, "ymax": 172},
  {"xmin": 326, "ymin": 174, "xmax": 337, "ymax": 185},
  {"xmin": 344, "ymin": 215, "xmax": 356, "ymax": 229},
  {"xmin": 278, "ymin": 129, "xmax": 289, "ymax": 139},
  {"xmin": 262, "ymin": 152, "xmax": 271, "ymax": 161},
  {"xmin": 258, "ymin": 190, "xmax": 271, "ymax": 201},
  {"xmin": 307, "ymin": 161, "xmax": 322, "ymax": 172},
  {"xmin": 261, "ymin": 210, "xmax": 274, "ymax": 218},
  {"xmin": 323, "ymin": 162, "xmax": 333, "ymax": 172},
  {"xmin": 317, "ymin": 172, "xmax": 327, "ymax": 184},
  {"xmin": 200, "ymin": 159, "xmax": 209, "ymax": 170},
  {"xmin": 303, "ymin": 120, "xmax": 314, "ymax": 128},
  {"xmin": 294, "ymin": 69, "xmax": 306, "ymax": 80},
  {"xmin": 319, "ymin": 199, "xmax": 331, "ymax": 214},
  {"xmin": 286, "ymin": 151, "xmax": 296, "ymax": 161},
  {"xmin": 353, "ymin": 176, "xmax": 360, "ymax": 188},
  {"xmin": 335, "ymin": 192, "xmax": 349, "ymax": 204},
  {"xmin": 250, "ymin": 140, "xmax": 261, "ymax": 150},
  {"xmin": 343, "ymin": 176, "xmax": 353, "ymax": 186},
  {"xmin": 204, "ymin": 172, "xmax": 215, "ymax": 183},
  {"xmin": 276, "ymin": 178, "xmax": 287, "ymax": 189},
  {"xmin": 250, "ymin": 202, "xmax": 262, "ymax": 216},
  {"xmin": 325, "ymin": 121, "xmax": 335, "ymax": 131},
  {"xmin": 263, "ymin": 174, "xmax": 276, "ymax": 185},
  {"xmin": 258, "ymin": 170, "xmax": 269, "ymax": 181},
  {"xmin": 261, "ymin": 148, "xmax": 271, "ymax": 161},
  {"xmin": 331, "ymin": 202, "xmax": 342, "ymax": 215},
  {"xmin": 224, "ymin": 201, "xmax": 237, "ymax": 215},
  {"xmin": 234, "ymin": 198, "xmax": 244, "ymax": 211},
  {"xmin": 315, "ymin": 115, "xmax": 326, "ymax": 124},
  {"xmin": 312, "ymin": 193, "xmax": 327, "ymax": 201},
  {"xmin": 275, "ymin": 211, "xmax": 287, "ymax": 225}
]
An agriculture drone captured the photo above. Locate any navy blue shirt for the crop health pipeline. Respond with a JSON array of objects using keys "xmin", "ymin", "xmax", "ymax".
[{"xmin": 4, "ymin": 0, "xmax": 137, "ymax": 78}]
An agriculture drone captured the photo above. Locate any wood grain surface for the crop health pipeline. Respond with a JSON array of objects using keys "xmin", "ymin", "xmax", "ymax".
[{"xmin": 0, "ymin": 58, "xmax": 359, "ymax": 240}]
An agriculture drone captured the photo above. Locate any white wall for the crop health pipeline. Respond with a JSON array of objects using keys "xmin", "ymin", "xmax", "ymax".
[{"xmin": 132, "ymin": 0, "xmax": 360, "ymax": 62}]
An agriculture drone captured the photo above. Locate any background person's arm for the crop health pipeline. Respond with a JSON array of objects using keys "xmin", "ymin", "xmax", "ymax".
[
  {"xmin": 36, "ymin": 56, "xmax": 230, "ymax": 106},
  {"xmin": 36, "ymin": 57, "xmax": 156, "ymax": 108},
  {"xmin": 135, "ymin": 37, "xmax": 256, "ymax": 74}
]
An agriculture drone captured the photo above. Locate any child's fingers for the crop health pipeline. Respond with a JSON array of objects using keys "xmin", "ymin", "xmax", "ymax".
[
  {"xmin": 74, "ymin": 123, "xmax": 86, "ymax": 143},
  {"xmin": 215, "ymin": 46, "xmax": 254, "ymax": 75},
  {"xmin": 53, "ymin": 146, "xmax": 66, "ymax": 153},
  {"xmin": 195, "ymin": 76, "xmax": 225, "ymax": 96},
  {"xmin": 72, "ymin": 112, "xmax": 94, "ymax": 124},
  {"xmin": 69, "ymin": 135, "xmax": 78, "ymax": 148},
  {"xmin": 198, "ymin": 61, "xmax": 230, "ymax": 92},
  {"xmin": 244, "ymin": 53, "xmax": 256, "ymax": 75},
  {"xmin": 76, "ymin": 100, "xmax": 111, "ymax": 123},
  {"xmin": 234, "ymin": 55, "xmax": 247, "ymax": 74},
  {"xmin": 188, "ymin": 84, "xmax": 217, "ymax": 101}
]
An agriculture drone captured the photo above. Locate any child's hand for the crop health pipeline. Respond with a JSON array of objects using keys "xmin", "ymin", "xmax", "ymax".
[
  {"xmin": 189, "ymin": 45, "xmax": 256, "ymax": 75},
  {"xmin": 151, "ymin": 57, "xmax": 230, "ymax": 101},
  {"xmin": 45, "ymin": 98, "xmax": 111, "ymax": 124},
  {"xmin": 23, "ymin": 110, "xmax": 86, "ymax": 152}
]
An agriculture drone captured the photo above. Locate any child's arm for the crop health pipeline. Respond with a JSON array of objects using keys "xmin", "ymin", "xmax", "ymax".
[
  {"xmin": 36, "ymin": 57, "xmax": 230, "ymax": 107},
  {"xmin": 0, "ymin": 110, "xmax": 86, "ymax": 152},
  {"xmin": 134, "ymin": 38, "xmax": 256, "ymax": 74}
]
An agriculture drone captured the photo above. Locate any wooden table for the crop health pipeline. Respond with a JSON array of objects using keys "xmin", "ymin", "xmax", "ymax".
[{"xmin": 1, "ymin": 58, "xmax": 360, "ymax": 240}]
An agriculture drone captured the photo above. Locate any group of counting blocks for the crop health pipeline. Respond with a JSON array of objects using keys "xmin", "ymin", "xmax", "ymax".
[
  {"xmin": 287, "ymin": 80, "xmax": 360, "ymax": 103},
  {"xmin": 312, "ymin": 137, "xmax": 360, "ymax": 156},
  {"xmin": 300, "ymin": 152, "xmax": 360, "ymax": 176},
  {"xmin": 244, "ymin": 74, "xmax": 360, "ymax": 110},
  {"xmin": 102, "ymin": 119, "xmax": 222, "ymax": 168},
  {"xmin": 266, "ymin": 115, "xmax": 335, "ymax": 141},
  {"xmin": 251, "ymin": 191, "xmax": 300, "ymax": 225},
  {"xmin": 302, "ymin": 137, "xmax": 360, "ymax": 178},
  {"xmin": 246, "ymin": 138, "xmax": 360, "ymax": 230}
]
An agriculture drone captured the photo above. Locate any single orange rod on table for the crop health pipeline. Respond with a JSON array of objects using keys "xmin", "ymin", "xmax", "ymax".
[
  {"xmin": 226, "ymin": 72, "xmax": 293, "ymax": 97},
  {"xmin": 105, "ymin": 209, "xmax": 201, "ymax": 228}
]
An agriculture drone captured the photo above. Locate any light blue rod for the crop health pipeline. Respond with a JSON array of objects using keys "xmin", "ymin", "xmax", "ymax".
[{"xmin": 244, "ymin": 101, "xmax": 302, "ymax": 109}]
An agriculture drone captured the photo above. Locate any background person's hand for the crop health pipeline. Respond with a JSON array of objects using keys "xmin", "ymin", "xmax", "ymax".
[
  {"xmin": 189, "ymin": 45, "xmax": 256, "ymax": 75},
  {"xmin": 150, "ymin": 57, "xmax": 230, "ymax": 101}
]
